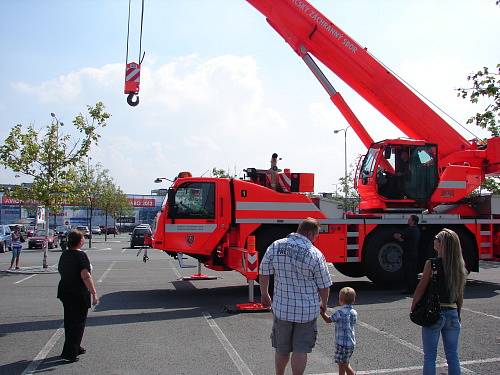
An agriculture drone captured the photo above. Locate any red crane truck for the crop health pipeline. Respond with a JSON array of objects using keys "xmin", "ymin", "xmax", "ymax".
[{"xmin": 139, "ymin": 0, "xmax": 500, "ymax": 288}]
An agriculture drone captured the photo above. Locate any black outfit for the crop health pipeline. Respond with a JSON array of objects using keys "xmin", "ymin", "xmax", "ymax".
[
  {"xmin": 57, "ymin": 249, "xmax": 91, "ymax": 361},
  {"xmin": 401, "ymin": 225, "xmax": 421, "ymax": 293},
  {"xmin": 433, "ymin": 257, "xmax": 454, "ymax": 305}
]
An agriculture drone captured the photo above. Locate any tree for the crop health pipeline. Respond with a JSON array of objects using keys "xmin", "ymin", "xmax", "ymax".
[
  {"xmin": 212, "ymin": 168, "xmax": 232, "ymax": 178},
  {"xmin": 0, "ymin": 102, "xmax": 110, "ymax": 267},
  {"xmin": 337, "ymin": 161, "xmax": 361, "ymax": 213},
  {"xmin": 458, "ymin": 64, "xmax": 500, "ymax": 194},
  {"xmin": 98, "ymin": 179, "xmax": 132, "ymax": 241},
  {"xmin": 74, "ymin": 162, "xmax": 110, "ymax": 248}
]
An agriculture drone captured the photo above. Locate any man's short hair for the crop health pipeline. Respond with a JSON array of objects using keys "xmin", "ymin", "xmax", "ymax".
[
  {"xmin": 410, "ymin": 215, "xmax": 419, "ymax": 225},
  {"xmin": 297, "ymin": 217, "xmax": 320, "ymax": 238},
  {"xmin": 67, "ymin": 230, "xmax": 84, "ymax": 248},
  {"xmin": 339, "ymin": 287, "xmax": 356, "ymax": 305}
]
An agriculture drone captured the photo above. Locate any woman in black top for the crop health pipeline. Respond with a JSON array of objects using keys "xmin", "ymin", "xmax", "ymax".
[
  {"xmin": 411, "ymin": 228, "xmax": 467, "ymax": 375},
  {"xmin": 57, "ymin": 230, "xmax": 99, "ymax": 362}
]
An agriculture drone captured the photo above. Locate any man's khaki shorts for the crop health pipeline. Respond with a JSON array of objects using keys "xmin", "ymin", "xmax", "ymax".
[{"xmin": 271, "ymin": 316, "xmax": 318, "ymax": 354}]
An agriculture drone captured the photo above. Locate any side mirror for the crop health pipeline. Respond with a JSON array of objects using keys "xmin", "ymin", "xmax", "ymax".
[{"xmin": 384, "ymin": 147, "xmax": 392, "ymax": 159}]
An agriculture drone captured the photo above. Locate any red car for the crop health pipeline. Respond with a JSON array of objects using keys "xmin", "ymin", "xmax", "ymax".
[
  {"xmin": 28, "ymin": 229, "xmax": 59, "ymax": 249},
  {"xmin": 101, "ymin": 226, "xmax": 118, "ymax": 234}
]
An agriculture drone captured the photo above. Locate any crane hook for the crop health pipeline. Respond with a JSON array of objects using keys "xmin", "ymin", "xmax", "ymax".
[{"xmin": 127, "ymin": 93, "xmax": 139, "ymax": 107}]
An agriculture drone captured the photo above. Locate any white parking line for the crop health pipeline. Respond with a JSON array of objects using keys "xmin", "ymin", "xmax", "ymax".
[
  {"xmin": 14, "ymin": 274, "xmax": 37, "ymax": 284},
  {"xmin": 171, "ymin": 266, "xmax": 182, "ymax": 279},
  {"xmin": 203, "ymin": 311, "xmax": 253, "ymax": 375},
  {"xmin": 310, "ymin": 357, "xmax": 500, "ymax": 375},
  {"xmin": 21, "ymin": 325, "xmax": 64, "ymax": 375},
  {"xmin": 462, "ymin": 307, "xmax": 500, "ymax": 320},
  {"xmin": 98, "ymin": 261, "xmax": 116, "ymax": 283},
  {"xmin": 357, "ymin": 321, "xmax": 476, "ymax": 374}
]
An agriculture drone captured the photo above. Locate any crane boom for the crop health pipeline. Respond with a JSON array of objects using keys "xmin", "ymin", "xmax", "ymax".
[{"xmin": 247, "ymin": 0, "xmax": 471, "ymax": 159}]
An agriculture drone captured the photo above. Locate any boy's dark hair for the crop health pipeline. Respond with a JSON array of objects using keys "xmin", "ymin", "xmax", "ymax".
[
  {"xmin": 272, "ymin": 153, "xmax": 278, "ymax": 159},
  {"xmin": 410, "ymin": 215, "xmax": 419, "ymax": 225},
  {"xmin": 67, "ymin": 230, "xmax": 84, "ymax": 249}
]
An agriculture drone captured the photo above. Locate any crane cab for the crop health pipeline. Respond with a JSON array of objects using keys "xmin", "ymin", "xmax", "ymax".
[{"xmin": 356, "ymin": 140, "xmax": 438, "ymax": 211}]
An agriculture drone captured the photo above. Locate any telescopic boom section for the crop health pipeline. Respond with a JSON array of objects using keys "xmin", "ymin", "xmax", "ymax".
[{"xmin": 246, "ymin": 0, "xmax": 471, "ymax": 159}]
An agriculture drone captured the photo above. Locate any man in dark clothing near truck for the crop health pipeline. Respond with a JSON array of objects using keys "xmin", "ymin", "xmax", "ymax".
[{"xmin": 394, "ymin": 214, "xmax": 421, "ymax": 294}]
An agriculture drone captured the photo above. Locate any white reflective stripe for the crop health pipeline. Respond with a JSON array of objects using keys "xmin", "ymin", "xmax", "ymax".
[
  {"xmin": 126, "ymin": 68, "xmax": 140, "ymax": 81},
  {"xmin": 437, "ymin": 181, "xmax": 467, "ymax": 189},
  {"xmin": 477, "ymin": 219, "xmax": 500, "ymax": 224},
  {"xmin": 347, "ymin": 232, "xmax": 359, "ymax": 237},
  {"xmin": 479, "ymin": 253, "xmax": 492, "ymax": 259},
  {"xmin": 346, "ymin": 257, "xmax": 360, "ymax": 262},
  {"xmin": 281, "ymin": 174, "xmax": 291, "ymax": 185},
  {"xmin": 235, "ymin": 218, "xmax": 304, "ymax": 224},
  {"xmin": 480, "ymin": 231, "xmax": 491, "ymax": 235},
  {"xmin": 165, "ymin": 224, "xmax": 217, "ymax": 233},
  {"xmin": 347, "ymin": 244, "xmax": 359, "ymax": 250},
  {"xmin": 480, "ymin": 243, "xmax": 491, "ymax": 248},
  {"xmin": 236, "ymin": 202, "xmax": 319, "ymax": 211}
]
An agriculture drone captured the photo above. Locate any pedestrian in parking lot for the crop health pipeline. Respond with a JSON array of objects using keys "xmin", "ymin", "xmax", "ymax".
[
  {"xmin": 57, "ymin": 230, "xmax": 99, "ymax": 362},
  {"xmin": 394, "ymin": 214, "xmax": 421, "ymax": 294},
  {"xmin": 259, "ymin": 217, "xmax": 332, "ymax": 375},
  {"xmin": 411, "ymin": 228, "xmax": 467, "ymax": 375},
  {"xmin": 9, "ymin": 226, "xmax": 23, "ymax": 270},
  {"xmin": 321, "ymin": 287, "xmax": 357, "ymax": 375}
]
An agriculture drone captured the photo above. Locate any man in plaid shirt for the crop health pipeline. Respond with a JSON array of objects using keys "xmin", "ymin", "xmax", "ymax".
[{"xmin": 259, "ymin": 217, "xmax": 332, "ymax": 375}]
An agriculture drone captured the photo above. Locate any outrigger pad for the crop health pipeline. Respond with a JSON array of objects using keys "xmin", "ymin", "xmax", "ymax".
[
  {"xmin": 223, "ymin": 303, "xmax": 271, "ymax": 314},
  {"xmin": 182, "ymin": 274, "xmax": 217, "ymax": 281}
]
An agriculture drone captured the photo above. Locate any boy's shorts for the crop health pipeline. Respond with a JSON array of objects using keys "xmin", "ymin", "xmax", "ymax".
[
  {"xmin": 334, "ymin": 344, "xmax": 355, "ymax": 364},
  {"xmin": 271, "ymin": 316, "xmax": 317, "ymax": 353}
]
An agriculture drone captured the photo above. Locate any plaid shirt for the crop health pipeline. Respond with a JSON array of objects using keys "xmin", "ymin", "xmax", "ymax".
[
  {"xmin": 259, "ymin": 233, "xmax": 332, "ymax": 323},
  {"xmin": 332, "ymin": 304, "xmax": 357, "ymax": 347}
]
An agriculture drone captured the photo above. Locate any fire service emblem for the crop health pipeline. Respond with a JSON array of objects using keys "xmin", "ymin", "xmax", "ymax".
[{"xmin": 186, "ymin": 234, "xmax": 195, "ymax": 245}]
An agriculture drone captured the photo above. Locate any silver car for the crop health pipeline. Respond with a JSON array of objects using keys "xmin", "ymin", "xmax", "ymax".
[{"xmin": 0, "ymin": 225, "xmax": 13, "ymax": 253}]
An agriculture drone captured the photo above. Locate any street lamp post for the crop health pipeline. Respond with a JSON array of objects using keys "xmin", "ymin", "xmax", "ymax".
[{"xmin": 334, "ymin": 126, "xmax": 351, "ymax": 212}]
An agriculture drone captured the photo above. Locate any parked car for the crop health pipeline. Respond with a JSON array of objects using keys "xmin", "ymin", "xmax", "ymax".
[
  {"xmin": 75, "ymin": 226, "xmax": 91, "ymax": 239},
  {"xmin": 27, "ymin": 226, "xmax": 35, "ymax": 237},
  {"xmin": 0, "ymin": 225, "xmax": 13, "ymax": 253},
  {"xmin": 91, "ymin": 225, "xmax": 102, "ymax": 235},
  {"xmin": 55, "ymin": 225, "xmax": 72, "ymax": 236},
  {"xmin": 102, "ymin": 226, "xmax": 118, "ymax": 235},
  {"xmin": 28, "ymin": 229, "xmax": 59, "ymax": 249},
  {"xmin": 130, "ymin": 226, "xmax": 152, "ymax": 248}
]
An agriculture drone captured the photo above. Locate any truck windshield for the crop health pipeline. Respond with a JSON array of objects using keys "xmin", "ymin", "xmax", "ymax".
[{"xmin": 170, "ymin": 182, "xmax": 215, "ymax": 219}]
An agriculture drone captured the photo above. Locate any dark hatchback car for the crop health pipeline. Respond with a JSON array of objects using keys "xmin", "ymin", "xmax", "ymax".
[{"xmin": 130, "ymin": 227, "xmax": 152, "ymax": 248}]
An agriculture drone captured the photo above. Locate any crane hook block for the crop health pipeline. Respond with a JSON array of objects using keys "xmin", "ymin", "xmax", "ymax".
[
  {"xmin": 124, "ymin": 62, "xmax": 141, "ymax": 106},
  {"xmin": 127, "ymin": 93, "xmax": 139, "ymax": 107}
]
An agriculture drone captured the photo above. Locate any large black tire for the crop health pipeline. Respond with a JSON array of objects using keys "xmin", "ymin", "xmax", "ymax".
[
  {"xmin": 254, "ymin": 225, "xmax": 296, "ymax": 294},
  {"xmin": 362, "ymin": 227, "xmax": 404, "ymax": 286},
  {"xmin": 333, "ymin": 263, "xmax": 365, "ymax": 278}
]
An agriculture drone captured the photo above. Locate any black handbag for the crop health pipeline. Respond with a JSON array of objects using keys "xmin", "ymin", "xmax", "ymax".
[{"xmin": 410, "ymin": 258, "xmax": 441, "ymax": 326}]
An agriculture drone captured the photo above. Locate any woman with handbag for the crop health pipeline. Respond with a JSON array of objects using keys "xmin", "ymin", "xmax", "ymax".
[{"xmin": 411, "ymin": 228, "xmax": 467, "ymax": 374}]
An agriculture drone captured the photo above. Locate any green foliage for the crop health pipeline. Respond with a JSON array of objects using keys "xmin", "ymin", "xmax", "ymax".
[
  {"xmin": 458, "ymin": 64, "xmax": 500, "ymax": 137},
  {"xmin": 0, "ymin": 102, "xmax": 110, "ymax": 213},
  {"xmin": 212, "ymin": 167, "xmax": 232, "ymax": 178},
  {"xmin": 337, "ymin": 164, "xmax": 360, "ymax": 212}
]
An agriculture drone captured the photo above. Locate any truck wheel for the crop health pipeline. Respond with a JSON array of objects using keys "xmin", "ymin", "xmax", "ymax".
[
  {"xmin": 363, "ymin": 227, "xmax": 404, "ymax": 286},
  {"xmin": 333, "ymin": 263, "xmax": 365, "ymax": 278},
  {"xmin": 453, "ymin": 228, "xmax": 478, "ymax": 273}
]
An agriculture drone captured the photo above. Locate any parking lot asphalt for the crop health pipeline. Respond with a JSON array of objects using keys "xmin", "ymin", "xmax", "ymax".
[{"xmin": 0, "ymin": 235, "xmax": 499, "ymax": 375}]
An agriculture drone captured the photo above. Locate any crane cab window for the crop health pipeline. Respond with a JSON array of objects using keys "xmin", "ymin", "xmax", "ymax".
[{"xmin": 168, "ymin": 182, "xmax": 215, "ymax": 219}]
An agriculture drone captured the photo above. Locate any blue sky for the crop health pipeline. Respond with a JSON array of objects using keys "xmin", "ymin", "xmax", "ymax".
[{"xmin": 1, "ymin": 1, "xmax": 498, "ymax": 194}]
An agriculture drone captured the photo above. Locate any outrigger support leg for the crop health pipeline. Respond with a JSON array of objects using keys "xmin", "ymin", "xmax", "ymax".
[
  {"xmin": 231, "ymin": 280, "xmax": 270, "ymax": 313},
  {"xmin": 182, "ymin": 261, "xmax": 217, "ymax": 280}
]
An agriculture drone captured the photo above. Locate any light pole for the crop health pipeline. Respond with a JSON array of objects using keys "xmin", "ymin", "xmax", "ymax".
[{"xmin": 334, "ymin": 126, "xmax": 351, "ymax": 212}]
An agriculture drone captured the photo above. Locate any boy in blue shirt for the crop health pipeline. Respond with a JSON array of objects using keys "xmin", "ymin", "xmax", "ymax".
[{"xmin": 321, "ymin": 287, "xmax": 357, "ymax": 375}]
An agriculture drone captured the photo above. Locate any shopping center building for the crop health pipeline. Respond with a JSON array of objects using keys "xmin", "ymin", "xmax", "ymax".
[{"xmin": 0, "ymin": 187, "xmax": 167, "ymax": 229}]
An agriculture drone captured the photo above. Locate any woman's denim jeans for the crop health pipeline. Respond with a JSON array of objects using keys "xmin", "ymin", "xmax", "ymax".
[{"xmin": 422, "ymin": 309, "xmax": 461, "ymax": 374}]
